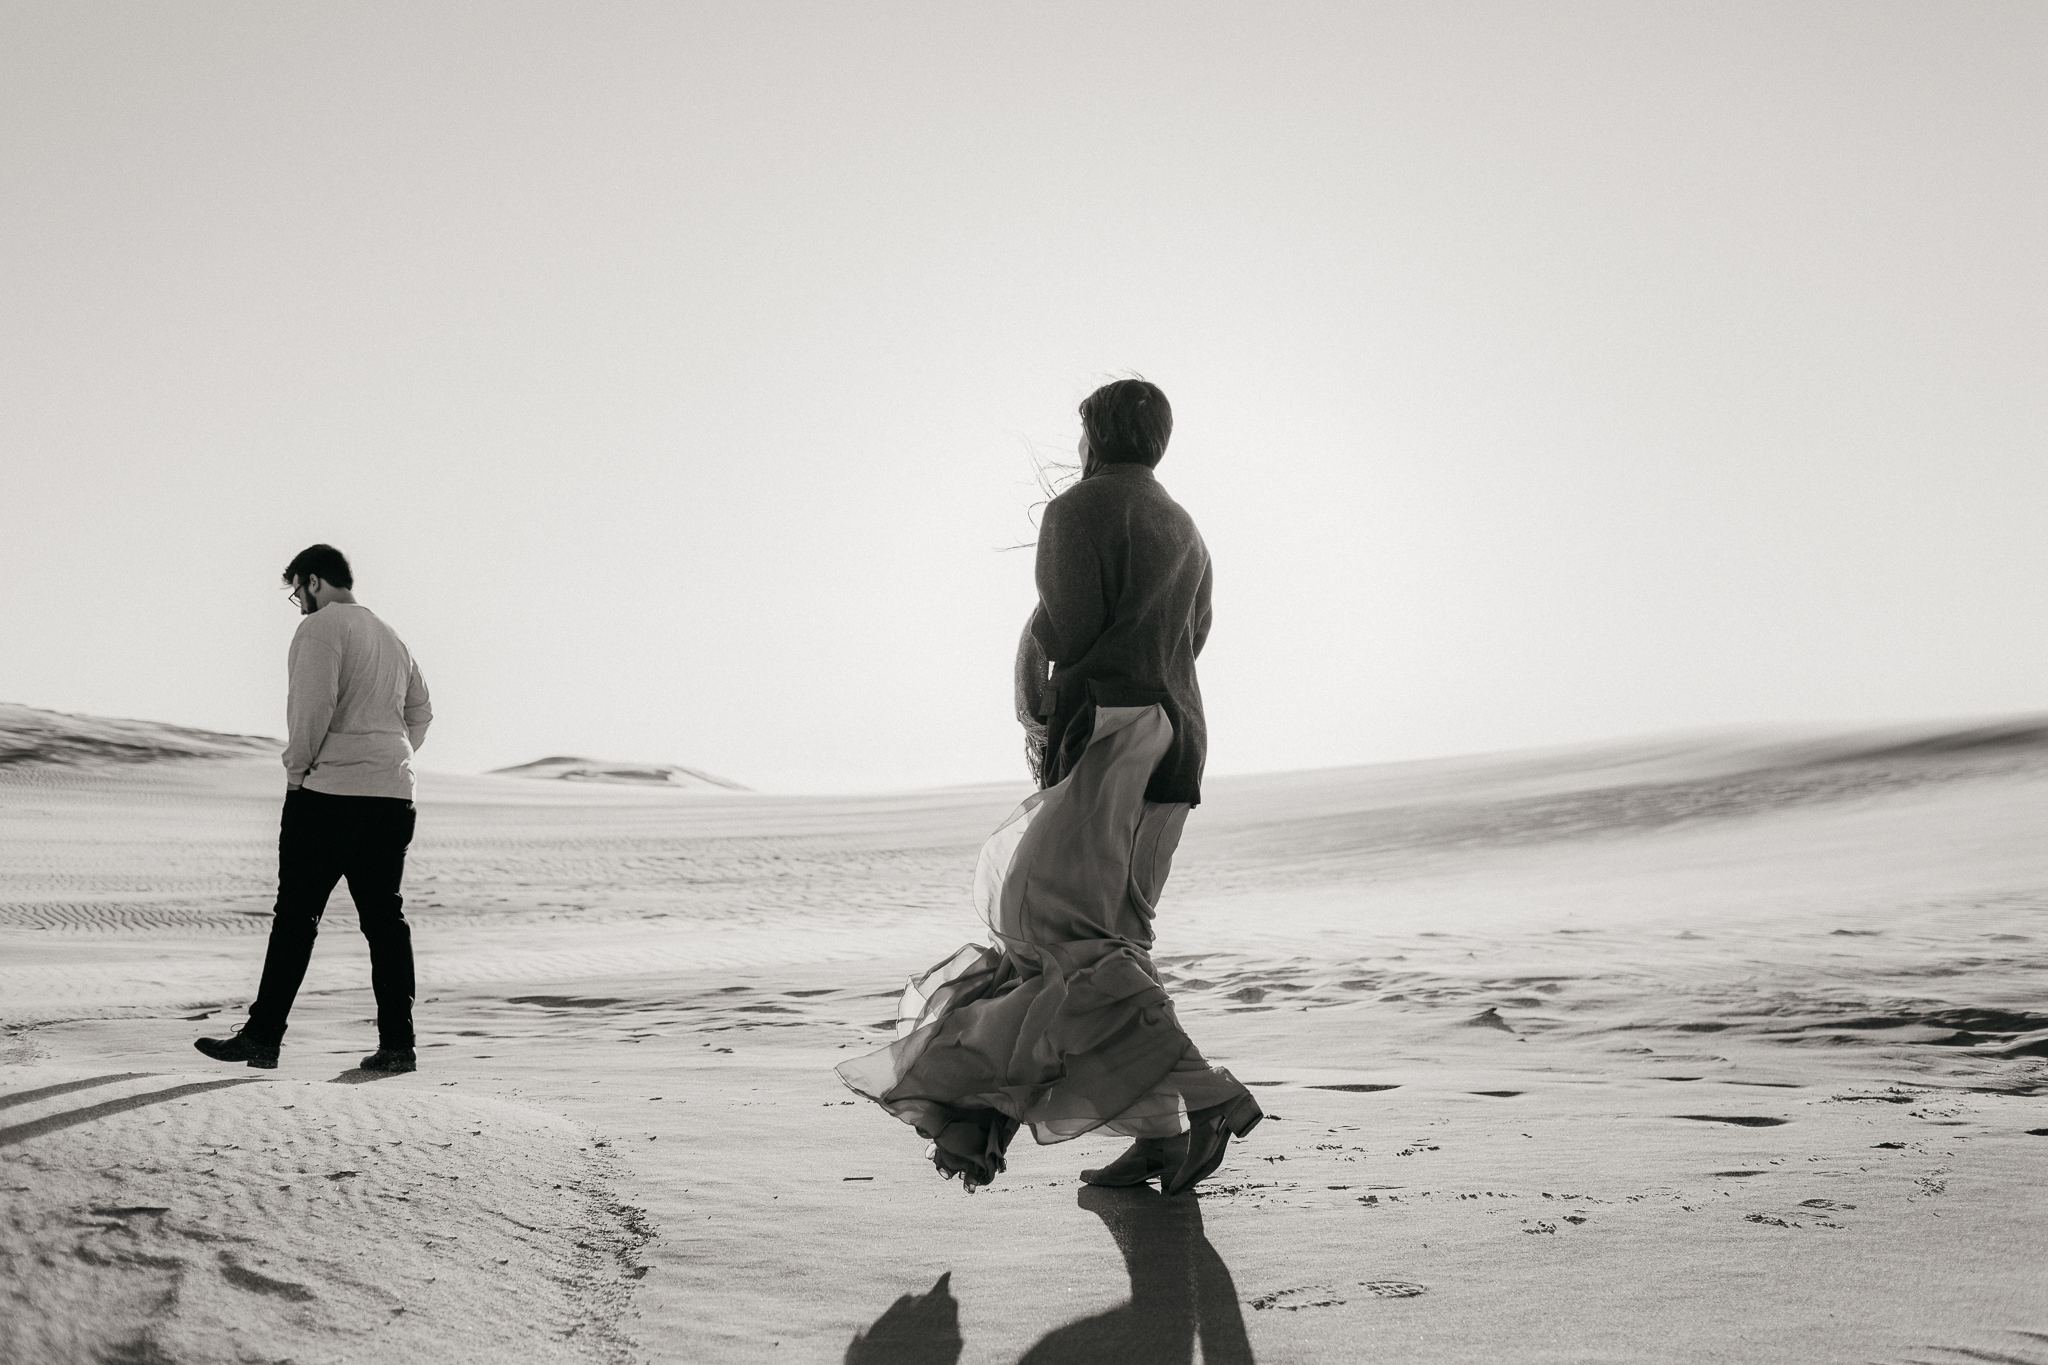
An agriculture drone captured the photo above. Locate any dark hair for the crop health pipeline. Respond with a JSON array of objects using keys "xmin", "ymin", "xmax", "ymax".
[
  {"xmin": 283, "ymin": 544, "xmax": 353, "ymax": 589},
  {"xmin": 1079, "ymin": 378, "xmax": 1172, "ymax": 468}
]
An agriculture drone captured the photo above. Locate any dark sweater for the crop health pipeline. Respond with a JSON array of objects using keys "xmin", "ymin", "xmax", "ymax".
[{"xmin": 1025, "ymin": 462, "xmax": 1213, "ymax": 805}]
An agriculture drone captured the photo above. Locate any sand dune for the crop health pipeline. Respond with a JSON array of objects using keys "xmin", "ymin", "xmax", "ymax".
[
  {"xmin": 0, "ymin": 702, "xmax": 279, "ymax": 767},
  {"xmin": 0, "ymin": 1066, "xmax": 647, "ymax": 1364},
  {"xmin": 493, "ymin": 756, "xmax": 750, "ymax": 792},
  {"xmin": 4, "ymin": 711, "xmax": 2047, "ymax": 1361}
]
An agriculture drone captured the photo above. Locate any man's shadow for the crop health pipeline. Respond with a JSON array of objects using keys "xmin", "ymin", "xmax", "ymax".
[{"xmin": 844, "ymin": 1186, "xmax": 1253, "ymax": 1365}]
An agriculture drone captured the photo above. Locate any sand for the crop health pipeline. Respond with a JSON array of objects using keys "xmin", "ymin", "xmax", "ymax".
[{"xmin": 4, "ymin": 706, "xmax": 2047, "ymax": 1362}]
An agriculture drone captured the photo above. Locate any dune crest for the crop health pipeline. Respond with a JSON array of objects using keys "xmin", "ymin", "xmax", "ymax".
[
  {"xmin": 491, "ymin": 755, "xmax": 749, "ymax": 791},
  {"xmin": 0, "ymin": 703, "xmax": 278, "ymax": 767}
]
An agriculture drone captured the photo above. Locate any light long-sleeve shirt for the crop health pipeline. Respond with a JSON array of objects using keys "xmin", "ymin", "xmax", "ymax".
[{"xmin": 283, "ymin": 603, "xmax": 432, "ymax": 800}]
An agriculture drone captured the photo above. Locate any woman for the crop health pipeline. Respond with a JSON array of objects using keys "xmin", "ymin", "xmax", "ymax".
[{"xmin": 836, "ymin": 379, "xmax": 1260, "ymax": 1194}]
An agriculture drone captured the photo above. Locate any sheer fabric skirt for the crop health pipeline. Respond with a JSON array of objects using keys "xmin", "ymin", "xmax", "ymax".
[{"xmin": 835, "ymin": 703, "xmax": 1248, "ymax": 1188}]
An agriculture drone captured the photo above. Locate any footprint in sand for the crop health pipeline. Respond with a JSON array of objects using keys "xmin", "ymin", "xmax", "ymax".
[
  {"xmin": 1249, "ymin": 1285, "xmax": 1346, "ymax": 1311},
  {"xmin": 218, "ymin": 1252, "xmax": 316, "ymax": 1301},
  {"xmin": 1673, "ymin": 1115, "xmax": 1789, "ymax": 1127}
]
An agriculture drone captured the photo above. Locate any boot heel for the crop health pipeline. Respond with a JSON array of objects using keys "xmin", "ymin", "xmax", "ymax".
[{"xmin": 1222, "ymin": 1092, "xmax": 1263, "ymax": 1138}]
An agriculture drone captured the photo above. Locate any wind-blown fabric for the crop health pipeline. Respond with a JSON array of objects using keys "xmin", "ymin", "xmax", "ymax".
[{"xmin": 835, "ymin": 703, "xmax": 1249, "ymax": 1189}]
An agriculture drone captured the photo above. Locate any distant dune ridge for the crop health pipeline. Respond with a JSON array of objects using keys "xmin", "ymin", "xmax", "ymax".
[
  {"xmin": 490, "ymin": 755, "xmax": 750, "ymax": 791},
  {"xmin": 7, "ymin": 697, "xmax": 2046, "ymax": 800},
  {"xmin": 0, "ymin": 704, "xmax": 754, "ymax": 792},
  {"xmin": 0, "ymin": 703, "xmax": 278, "ymax": 767}
]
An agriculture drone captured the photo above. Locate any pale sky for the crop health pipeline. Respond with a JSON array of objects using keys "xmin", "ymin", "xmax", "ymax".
[{"xmin": 3, "ymin": 3, "xmax": 2043, "ymax": 791}]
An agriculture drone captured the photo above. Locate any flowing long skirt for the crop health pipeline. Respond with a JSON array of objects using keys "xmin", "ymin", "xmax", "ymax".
[{"xmin": 835, "ymin": 703, "xmax": 1250, "ymax": 1188}]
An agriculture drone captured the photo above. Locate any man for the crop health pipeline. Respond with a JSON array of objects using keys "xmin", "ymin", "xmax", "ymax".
[{"xmin": 196, "ymin": 544, "xmax": 432, "ymax": 1073}]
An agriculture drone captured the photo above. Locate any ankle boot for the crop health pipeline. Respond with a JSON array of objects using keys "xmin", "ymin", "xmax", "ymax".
[
  {"xmin": 1162, "ymin": 1092, "xmax": 1264, "ymax": 1197},
  {"xmin": 194, "ymin": 1027, "xmax": 279, "ymax": 1070}
]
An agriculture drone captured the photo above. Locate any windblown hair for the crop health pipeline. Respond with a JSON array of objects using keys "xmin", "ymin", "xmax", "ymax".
[
  {"xmin": 1079, "ymin": 378, "xmax": 1173, "ymax": 468},
  {"xmin": 283, "ymin": 544, "xmax": 353, "ymax": 590}
]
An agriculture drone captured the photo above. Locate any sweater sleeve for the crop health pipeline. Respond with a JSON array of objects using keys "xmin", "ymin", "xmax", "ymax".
[
  {"xmin": 1031, "ymin": 495, "xmax": 1106, "ymax": 665},
  {"xmin": 403, "ymin": 657, "xmax": 433, "ymax": 752},
  {"xmin": 1192, "ymin": 553, "xmax": 1214, "ymax": 659},
  {"xmin": 282, "ymin": 635, "xmax": 341, "ymax": 787}
]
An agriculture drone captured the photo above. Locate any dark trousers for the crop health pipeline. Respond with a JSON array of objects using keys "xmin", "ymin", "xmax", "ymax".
[{"xmin": 246, "ymin": 786, "xmax": 417, "ymax": 1049}]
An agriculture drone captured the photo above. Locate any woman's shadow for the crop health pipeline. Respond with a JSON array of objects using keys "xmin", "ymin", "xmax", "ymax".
[{"xmin": 844, "ymin": 1185, "xmax": 1253, "ymax": 1365}]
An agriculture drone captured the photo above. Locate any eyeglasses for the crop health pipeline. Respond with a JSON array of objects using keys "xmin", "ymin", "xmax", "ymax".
[{"xmin": 284, "ymin": 583, "xmax": 306, "ymax": 610}]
